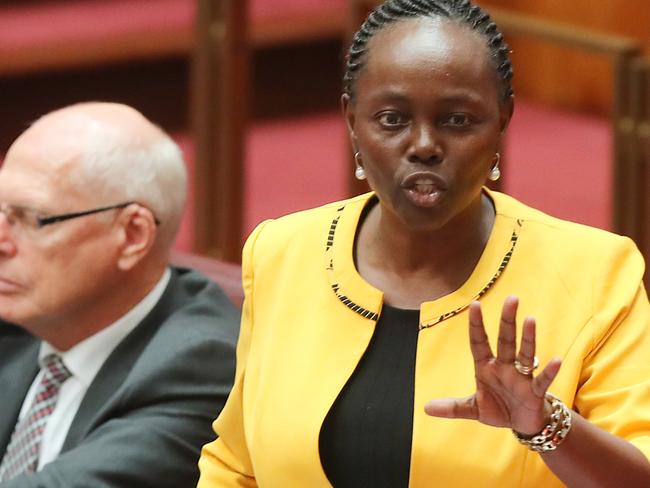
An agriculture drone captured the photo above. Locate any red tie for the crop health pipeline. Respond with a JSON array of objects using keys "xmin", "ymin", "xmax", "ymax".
[{"xmin": 0, "ymin": 354, "xmax": 72, "ymax": 481}]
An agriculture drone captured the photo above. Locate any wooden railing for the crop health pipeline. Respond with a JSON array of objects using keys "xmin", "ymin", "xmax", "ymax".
[
  {"xmin": 483, "ymin": 7, "xmax": 643, "ymax": 241},
  {"xmin": 192, "ymin": 0, "xmax": 247, "ymax": 262},
  {"xmin": 627, "ymin": 58, "xmax": 650, "ymax": 286},
  {"xmin": 477, "ymin": 7, "xmax": 648, "ymax": 287},
  {"xmin": 191, "ymin": 0, "xmax": 347, "ymax": 262}
]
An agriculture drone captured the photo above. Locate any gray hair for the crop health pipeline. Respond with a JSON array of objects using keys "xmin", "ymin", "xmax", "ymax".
[{"xmin": 76, "ymin": 119, "xmax": 187, "ymax": 248}]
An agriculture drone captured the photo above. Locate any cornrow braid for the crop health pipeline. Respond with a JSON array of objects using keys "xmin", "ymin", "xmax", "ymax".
[{"xmin": 344, "ymin": 0, "xmax": 514, "ymax": 103}]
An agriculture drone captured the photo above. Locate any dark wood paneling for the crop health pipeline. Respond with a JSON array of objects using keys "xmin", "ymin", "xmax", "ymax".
[
  {"xmin": 192, "ymin": 0, "xmax": 247, "ymax": 262},
  {"xmin": 481, "ymin": 0, "xmax": 650, "ymax": 115}
]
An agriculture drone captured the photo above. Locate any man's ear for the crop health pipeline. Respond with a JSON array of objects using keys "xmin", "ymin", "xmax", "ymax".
[
  {"xmin": 342, "ymin": 94, "xmax": 358, "ymax": 150},
  {"xmin": 116, "ymin": 206, "xmax": 157, "ymax": 271}
]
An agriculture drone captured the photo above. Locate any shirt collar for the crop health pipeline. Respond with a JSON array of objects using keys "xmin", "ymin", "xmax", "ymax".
[{"xmin": 39, "ymin": 268, "xmax": 172, "ymax": 386}]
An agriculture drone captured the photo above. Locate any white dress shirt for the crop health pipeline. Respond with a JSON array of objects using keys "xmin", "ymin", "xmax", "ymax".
[{"xmin": 17, "ymin": 268, "xmax": 171, "ymax": 470}]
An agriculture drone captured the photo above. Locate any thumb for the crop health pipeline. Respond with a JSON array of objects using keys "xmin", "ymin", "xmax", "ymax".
[{"xmin": 424, "ymin": 396, "xmax": 477, "ymax": 420}]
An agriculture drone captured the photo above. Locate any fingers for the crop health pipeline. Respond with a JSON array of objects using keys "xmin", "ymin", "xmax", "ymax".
[
  {"xmin": 496, "ymin": 296, "xmax": 519, "ymax": 364},
  {"xmin": 424, "ymin": 396, "xmax": 477, "ymax": 420},
  {"xmin": 516, "ymin": 316, "xmax": 536, "ymax": 368},
  {"xmin": 468, "ymin": 301, "xmax": 493, "ymax": 365},
  {"xmin": 531, "ymin": 358, "xmax": 562, "ymax": 398}
]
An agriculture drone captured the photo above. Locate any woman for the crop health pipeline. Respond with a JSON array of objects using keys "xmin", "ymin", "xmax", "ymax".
[{"xmin": 198, "ymin": 1, "xmax": 650, "ymax": 486}]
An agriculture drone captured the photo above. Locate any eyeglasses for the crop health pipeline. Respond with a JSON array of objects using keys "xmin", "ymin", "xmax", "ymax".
[{"xmin": 0, "ymin": 201, "xmax": 160, "ymax": 234}]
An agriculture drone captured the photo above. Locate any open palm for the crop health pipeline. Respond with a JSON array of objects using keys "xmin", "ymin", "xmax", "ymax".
[{"xmin": 424, "ymin": 296, "xmax": 562, "ymax": 436}]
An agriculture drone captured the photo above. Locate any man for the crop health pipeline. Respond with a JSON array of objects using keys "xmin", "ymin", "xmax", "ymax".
[{"xmin": 0, "ymin": 103, "xmax": 239, "ymax": 487}]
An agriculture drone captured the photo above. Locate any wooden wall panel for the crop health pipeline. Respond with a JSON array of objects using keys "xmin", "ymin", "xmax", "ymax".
[
  {"xmin": 482, "ymin": 0, "xmax": 650, "ymax": 41},
  {"xmin": 192, "ymin": 0, "xmax": 247, "ymax": 261},
  {"xmin": 481, "ymin": 0, "xmax": 650, "ymax": 115}
]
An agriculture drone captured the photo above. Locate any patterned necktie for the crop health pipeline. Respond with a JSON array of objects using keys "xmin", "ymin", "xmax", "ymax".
[{"xmin": 0, "ymin": 354, "xmax": 72, "ymax": 481}]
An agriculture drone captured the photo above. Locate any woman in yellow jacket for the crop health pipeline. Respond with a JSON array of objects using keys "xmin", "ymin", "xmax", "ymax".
[{"xmin": 198, "ymin": 0, "xmax": 650, "ymax": 486}]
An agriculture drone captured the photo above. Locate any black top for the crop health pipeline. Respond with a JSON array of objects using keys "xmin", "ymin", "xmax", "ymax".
[{"xmin": 319, "ymin": 304, "xmax": 420, "ymax": 488}]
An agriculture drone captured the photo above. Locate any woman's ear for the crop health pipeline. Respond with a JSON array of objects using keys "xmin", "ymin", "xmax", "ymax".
[
  {"xmin": 341, "ymin": 94, "xmax": 358, "ymax": 149},
  {"xmin": 116, "ymin": 206, "xmax": 157, "ymax": 271},
  {"xmin": 499, "ymin": 97, "xmax": 515, "ymax": 135}
]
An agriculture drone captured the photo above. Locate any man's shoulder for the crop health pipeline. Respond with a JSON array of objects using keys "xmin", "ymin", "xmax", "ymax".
[
  {"xmin": 0, "ymin": 321, "xmax": 38, "ymax": 357},
  {"xmin": 145, "ymin": 267, "xmax": 240, "ymax": 346},
  {"xmin": 0, "ymin": 320, "xmax": 31, "ymax": 337},
  {"xmin": 74, "ymin": 266, "xmax": 239, "ymax": 438}
]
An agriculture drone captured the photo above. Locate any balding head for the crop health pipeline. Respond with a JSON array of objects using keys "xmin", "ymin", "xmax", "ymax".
[
  {"xmin": 0, "ymin": 103, "xmax": 188, "ymax": 348},
  {"xmin": 9, "ymin": 102, "xmax": 187, "ymax": 249}
]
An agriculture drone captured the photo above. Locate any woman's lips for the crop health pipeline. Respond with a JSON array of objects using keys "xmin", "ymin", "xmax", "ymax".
[
  {"xmin": 401, "ymin": 173, "xmax": 446, "ymax": 208},
  {"xmin": 404, "ymin": 186, "xmax": 442, "ymax": 207}
]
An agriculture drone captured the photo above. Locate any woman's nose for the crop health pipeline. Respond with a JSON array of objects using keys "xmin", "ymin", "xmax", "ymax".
[{"xmin": 406, "ymin": 123, "xmax": 442, "ymax": 165}]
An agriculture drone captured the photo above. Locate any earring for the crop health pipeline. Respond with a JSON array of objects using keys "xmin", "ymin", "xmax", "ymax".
[
  {"xmin": 489, "ymin": 153, "xmax": 501, "ymax": 182},
  {"xmin": 354, "ymin": 152, "xmax": 366, "ymax": 181}
]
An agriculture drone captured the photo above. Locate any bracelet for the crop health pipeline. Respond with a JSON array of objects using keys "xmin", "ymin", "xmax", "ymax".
[{"xmin": 512, "ymin": 393, "xmax": 573, "ymax": 453}]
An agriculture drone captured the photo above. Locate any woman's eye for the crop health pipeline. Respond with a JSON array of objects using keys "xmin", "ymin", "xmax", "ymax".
[
  {"xmin": 444, "ymin": 114, "xmax": 472, "ymax": 127},
  {"xmin": 377, "ymin": 112, "xmax": 406, "ymax": 127}
]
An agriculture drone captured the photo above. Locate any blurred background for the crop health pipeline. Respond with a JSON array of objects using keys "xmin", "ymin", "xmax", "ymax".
[{"xmin": 1, "ymin": 0, "xmax": 648, "ymax": 285}]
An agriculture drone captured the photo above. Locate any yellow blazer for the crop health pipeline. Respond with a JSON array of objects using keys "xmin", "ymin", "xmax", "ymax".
[{"xmin": 199, "ymin": 191, "xmax": 650, "ymax": 487}]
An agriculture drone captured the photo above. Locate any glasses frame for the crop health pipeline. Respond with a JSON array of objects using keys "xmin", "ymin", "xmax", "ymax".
[{"xmin": 0, "ymin": 201, "xmax": 160, "ymax": 230}]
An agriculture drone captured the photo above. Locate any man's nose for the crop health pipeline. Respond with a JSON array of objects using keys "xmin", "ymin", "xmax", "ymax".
[{"xmin": 0, "ymin": 215, "xmax": 18, "ymax": 257}]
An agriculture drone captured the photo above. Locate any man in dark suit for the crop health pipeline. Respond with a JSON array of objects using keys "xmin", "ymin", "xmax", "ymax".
[{"xmin": 0, "ymin": 102, "xmax": 239, "ymax": 487}]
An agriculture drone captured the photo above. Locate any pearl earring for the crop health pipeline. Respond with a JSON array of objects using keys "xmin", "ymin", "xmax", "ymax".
[
  {"xmin": 489, "ymin": 153, "xmax": 501, "ymax": 182},
  {"xmin": 354, "ymin": 152, "xmax": 366, "ymax": 181}
]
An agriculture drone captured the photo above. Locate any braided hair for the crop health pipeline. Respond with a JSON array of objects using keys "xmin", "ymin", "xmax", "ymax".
[{"xmin": 344, "ymin": 0, "xmax": 514, "ymax": 103}]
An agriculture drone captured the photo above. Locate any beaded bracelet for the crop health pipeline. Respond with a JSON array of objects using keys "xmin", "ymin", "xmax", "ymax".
[{"xmin": 512, "ymin": 393, "xmax": 573, "ymax": 453}]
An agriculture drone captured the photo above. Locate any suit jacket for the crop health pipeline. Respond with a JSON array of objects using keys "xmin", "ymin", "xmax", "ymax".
[
  {"xmin": 0, "ymin": 267, "xmax": 239, "ymax": 488},
  {"xmin": 198, "ymin": 191, "xmax": 650, "ymax": 487}
]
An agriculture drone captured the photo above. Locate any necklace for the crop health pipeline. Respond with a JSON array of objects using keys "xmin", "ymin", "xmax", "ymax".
[
  {"xmin": 418, "ymin": 219, "xmax": 522, "ymax": 330},
  {"xmin": 326, "ymin": 200, "xmax": 522, "ymax": 330}
]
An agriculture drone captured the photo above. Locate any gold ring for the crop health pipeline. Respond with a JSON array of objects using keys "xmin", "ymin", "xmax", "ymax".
[{"xmin": 514, "ymin": 356, "xmax": 539, "ymax": 376}]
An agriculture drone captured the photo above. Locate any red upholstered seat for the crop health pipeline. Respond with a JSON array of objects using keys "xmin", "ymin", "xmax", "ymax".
[
  {"xmin": 504, "ymin": 100, "xmax": 611, "ymax": 231},
  {"xmin": 243, "ymin": 112, "xmax": 348, "ymax": 236},
  {"xmin": 0, "ymin": 0, "xmax": 347, "ymax": 74},
  {"xmin": 0, "ymin": 0, "xmax": 193, "ymax": 74},
  {"xmin": 0, "ymin": 0, "xmax": 192, "ymax": 49},
  {"xmin": 172, "ymin": 110, "xmax": 348, "ymax": 252}
]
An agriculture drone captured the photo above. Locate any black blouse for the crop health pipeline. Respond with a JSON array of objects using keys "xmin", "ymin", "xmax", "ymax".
[{"xmin": 319, "ymin": 304, "xmax": 420, "ymax": 488}]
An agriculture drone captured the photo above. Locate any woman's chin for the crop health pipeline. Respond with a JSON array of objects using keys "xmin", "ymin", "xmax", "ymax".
[{"xmin": 393, "ymin": 205, "xmax": 451, "ymax": 234}]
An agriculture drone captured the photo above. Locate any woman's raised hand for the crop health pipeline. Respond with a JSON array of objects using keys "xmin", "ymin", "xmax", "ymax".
[{"xmin": 424, "ymin": 296, "xmax": 562, "ymax": 436}]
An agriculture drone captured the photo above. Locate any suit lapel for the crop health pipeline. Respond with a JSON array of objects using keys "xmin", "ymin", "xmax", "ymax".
[
  {"xmin": 61, "ymin": 271, "xmax": 185, "ymax": 451},
  {"xmin": 0, "ymin": 325, "xmax": 40, "ymax": 454}
]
